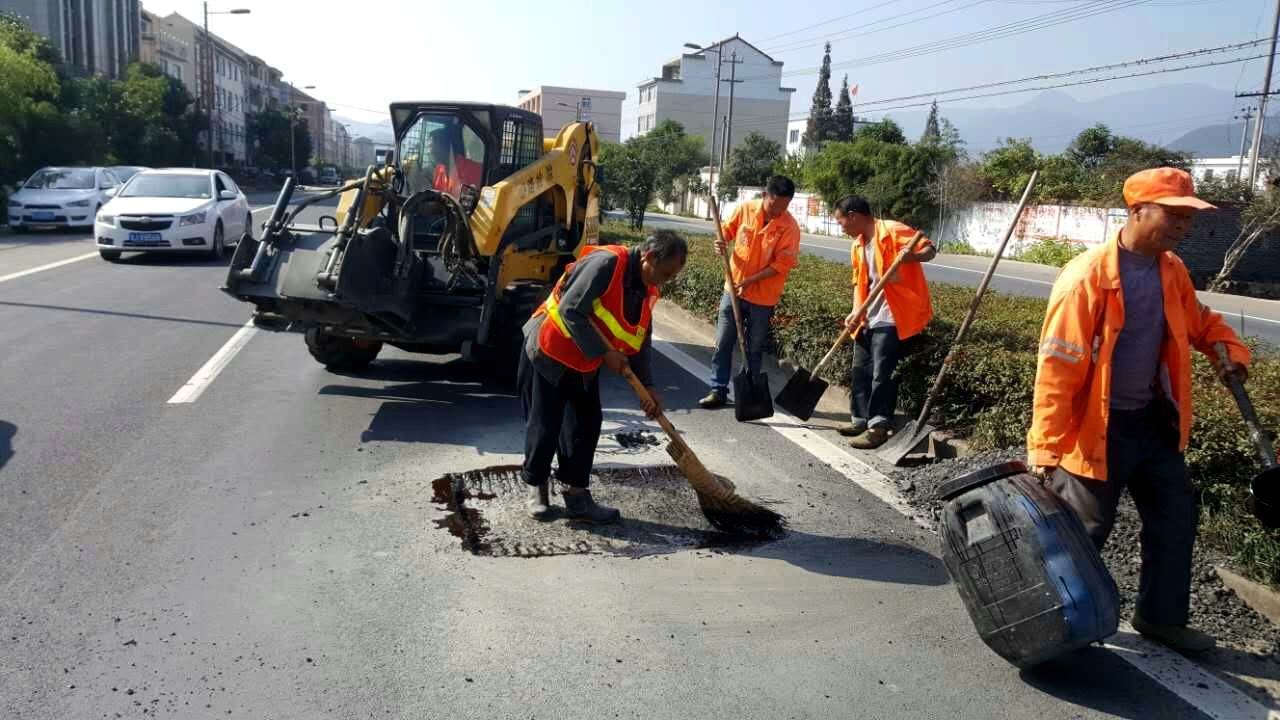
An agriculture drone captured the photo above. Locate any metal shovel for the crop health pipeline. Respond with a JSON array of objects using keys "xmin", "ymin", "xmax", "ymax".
[
  {"xmin": 774, "ymin": 231, "xmax": 926, "ymax": 421},
  {"xmin": 877, "ymin": 171, "xmax": 1040, "ymax": 465},
  {"xmin": 1214, "ymin": 343, "xmax": 1280, "ymax": 529},
  {"xmin": 708, "ymin": 196, "xmax": 773, "ymax": 422}
]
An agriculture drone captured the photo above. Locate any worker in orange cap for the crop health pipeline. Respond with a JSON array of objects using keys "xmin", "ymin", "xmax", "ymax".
[{"xmin": 1028, "ymin": 167, "xmax": 1250, "ymax": 653}]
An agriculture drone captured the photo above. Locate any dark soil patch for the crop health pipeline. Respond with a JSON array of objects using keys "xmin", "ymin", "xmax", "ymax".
[{"xmin": 429, "ymin": 465, "xmax": 785, "ymax": 558}]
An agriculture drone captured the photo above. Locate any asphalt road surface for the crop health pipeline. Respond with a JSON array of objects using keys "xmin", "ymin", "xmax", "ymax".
[
  {"xmin": 0, "ymin": 194, "xmax": 1273, "ymax": 719},
  {"xmin": 618, "ymin": 210, "xmax": 1280, "ymax": 346}
]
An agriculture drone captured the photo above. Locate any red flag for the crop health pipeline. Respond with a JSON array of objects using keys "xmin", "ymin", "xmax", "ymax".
[{"xmin": 850, "ymin": 84, "xmax": 859, "ymax": 98}]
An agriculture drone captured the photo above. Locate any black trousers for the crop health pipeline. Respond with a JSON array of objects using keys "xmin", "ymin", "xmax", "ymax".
[
  {"xmin": 519, "ymin": 350, "xmax": 602, "ymax": 489},
  {"xmin": 849, "ymin": 326, "xmax": 903, "ymax": 429},
  {"xmin": 1049, "ymin": 402, "xmax": 1199, "ymax": 627}
]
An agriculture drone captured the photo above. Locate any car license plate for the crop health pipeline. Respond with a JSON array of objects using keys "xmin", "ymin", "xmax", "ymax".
[
  {"xmin": 31, "ymin": 211, "xmax": 55, "ymax": 222},
  {"xmin": 129, "ymin": 232, "xmax": 162, "ymax": 242}
]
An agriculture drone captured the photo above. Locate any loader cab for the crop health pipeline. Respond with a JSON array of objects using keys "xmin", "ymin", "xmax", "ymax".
[{"xmin": 391, "ymin": 102, "xmax": 545, "ymax": 198}]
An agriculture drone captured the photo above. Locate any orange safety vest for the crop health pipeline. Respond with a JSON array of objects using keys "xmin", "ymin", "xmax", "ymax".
[
  {"xmin": 1027, "ymin": 233, "xmax": 1251, "ymax": 481},
  {"xmin": 534, "ymin": 245, "xmax": 658, "ymax": 373},
  {"xmin": 851, "ymin": 219, "xmax": 934, "ymax": 340}
]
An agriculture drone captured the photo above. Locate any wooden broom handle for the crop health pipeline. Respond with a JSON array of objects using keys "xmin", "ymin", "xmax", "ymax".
[
  {"xmin": 809, "ymin": 231, "xmax": 926, "ymax": 377},
  {"xmin": 708, "ymin": 195, "xmax": 749, "ymax": 358},
  {"xmin": 590, "ymin": 323, "xmax": 683, "ymax": 444}
]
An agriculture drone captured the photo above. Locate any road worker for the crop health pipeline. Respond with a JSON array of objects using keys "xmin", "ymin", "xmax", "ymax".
[
  {"xmin": 520, "ymin": 231, "xmax": 688, "ymax": 523},
  {"xmin": 833, "ymin": 195, "xmax": 936, "ymax": 449},
  {"xmin": 1028, "ymin": 167, "xmax": 1250, "ymax": 653},
  {"xmin": 699, "ymin": 175, "xmax": 802, "ymax": 409}
]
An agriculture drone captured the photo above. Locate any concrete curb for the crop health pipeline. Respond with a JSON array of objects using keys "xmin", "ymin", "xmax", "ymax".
[{"xmin": 1216, "ymin": 565, "xmax": 1280, "ymax": 627}]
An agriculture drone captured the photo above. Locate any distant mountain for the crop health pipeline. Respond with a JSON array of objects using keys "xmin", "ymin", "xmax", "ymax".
[
  {"xmin": 336, "ymin": 116, "xmax": 393, "ymax": 144},
  {"xmin": 862, "ymin": 83, "xmax": 1241, "ymax": 154},
  {"xmin": 1167, "ymin": 118, "xmax": 1276, "ymax": 158}
]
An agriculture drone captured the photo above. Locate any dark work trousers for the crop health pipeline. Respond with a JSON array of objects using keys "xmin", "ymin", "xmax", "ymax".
[
  {"xmin": 518, "ymin": 349, "xmax": 603, "ymax": 489},
  {"xmin": 1049, "ymin": 401, "xmax": 1199, "ymax": 627},
  {"xmin": 849, "ymin": 326, "xmax": 903, "ymax": 429},
  {"xmin": 709, "ymin": 291, "xmax": 774, "ymax": 393}
]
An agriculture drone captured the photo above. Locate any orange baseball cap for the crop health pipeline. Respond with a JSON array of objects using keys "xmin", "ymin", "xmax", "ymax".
[{"xmin": 1123, "ymin": 167, "xmax": 1216, "ymax": 210}]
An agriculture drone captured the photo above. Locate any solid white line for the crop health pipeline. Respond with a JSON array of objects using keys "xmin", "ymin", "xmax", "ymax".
[
  {"xmin": 650, "ymin": 331, "xmax": 1277, "ymax": 720},
  {"xmin": 0, "ymin": 252, "xmax": 98, "ymax": 284},
  {"xmin": 928, "ymin": 262, "xmax": 1056, "ymax": 286},
  {"xmin": 167, "ymin": 320, "xmax": 257, "ymax": 404}
]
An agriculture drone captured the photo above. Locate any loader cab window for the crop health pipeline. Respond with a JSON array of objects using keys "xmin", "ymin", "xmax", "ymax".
[{"xmin": 399, "ymin": 114, "xmax": 485, "ymax": 200}]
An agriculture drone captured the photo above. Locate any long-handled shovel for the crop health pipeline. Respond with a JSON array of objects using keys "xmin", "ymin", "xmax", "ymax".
[
  {"xmin": 877, "ymin": 171, "xmax": 1039, "ymax": 465},
  {"xmin": 1214, "ymin": 343, "xmax": 1280, "ymax": 529},
  {"xmin": 774, "ymin": 231, "xmax": 927, "ymax": 420},
  {"xmin": 594, "ymin": 326, "xmax": 783, "ymax": 536},
  {"xmin": 708, "ymin": 196, "xmax": 773, "ymax": 422}
]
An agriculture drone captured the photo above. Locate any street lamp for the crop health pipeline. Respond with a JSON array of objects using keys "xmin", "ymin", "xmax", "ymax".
[
  {"xmin": 203, "ymin": 2, "xmax": 250, "ymax": 170},
  {"xmin": 285, "ymin": 81, "xmax": 315, "ymax": 173},
  {"xmin": 556, "ymin": 101, "xmax": 583, "ymax": 122}
]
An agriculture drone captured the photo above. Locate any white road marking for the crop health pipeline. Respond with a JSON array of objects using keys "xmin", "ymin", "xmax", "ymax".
[
  {"xmin": 167, "ymin": 320, "xmax": 257, "ymax": 404},
  {"xmin": 0, "ymin": 252, "xmax": 99, "ymax": 284},
  {"xmin": 650, "ymin": 332, "xmax": 1278, "ymax": 720},
  {"xmin": 928, "ymin": 262, "xmax": 1055, "ymax": 286}
]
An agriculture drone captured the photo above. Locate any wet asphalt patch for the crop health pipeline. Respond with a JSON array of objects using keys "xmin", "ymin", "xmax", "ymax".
[{"xmin": 430, "ymin": 465, "xmax": 785, "ymax": 558}]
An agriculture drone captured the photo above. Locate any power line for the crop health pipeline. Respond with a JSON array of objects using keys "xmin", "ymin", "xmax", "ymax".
[
  {"xmin": 763, "ymin": 0, "xmax": 982, "ymax": 54},
  {"xmin": 758, "ymin": 0, "xmax": 914, "ymax": 43}
]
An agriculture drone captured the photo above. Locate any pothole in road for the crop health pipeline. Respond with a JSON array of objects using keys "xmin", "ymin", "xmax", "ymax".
[{"xmin": 430, "ymin": 465, "xmax": 785, "ymax": 558}]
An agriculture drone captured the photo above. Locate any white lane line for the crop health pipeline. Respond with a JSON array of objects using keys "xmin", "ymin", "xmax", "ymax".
[
  {"xmin": 928, "ymin": 262, "xmax": 1056, "ymax": 286},
  {"xmin": 0, "ymin": 252, "xmax": 99, "ymax": 284},
  {"xmin": 650, "ymin": 331, "xmax": 1277, "ymax": 720},
  {"xmin": 167, "ymin": 320, "xmax": 257, "ymax": 404}
]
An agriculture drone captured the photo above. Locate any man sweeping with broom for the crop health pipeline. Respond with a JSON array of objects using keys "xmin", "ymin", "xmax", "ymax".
[{"xmin": 520, "ymin": 231, "xmax": 689, "ymax": 524}]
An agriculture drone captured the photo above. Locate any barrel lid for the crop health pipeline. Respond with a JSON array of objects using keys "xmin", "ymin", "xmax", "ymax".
[{"xmin": 937, "ymin": 460, "xmax": 1027, "ymax": 501}]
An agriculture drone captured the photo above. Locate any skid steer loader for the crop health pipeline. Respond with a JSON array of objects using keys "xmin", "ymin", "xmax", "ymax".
[{"xmin": 222, "ymin": 102, "xmax": 601, "ymax": 374}]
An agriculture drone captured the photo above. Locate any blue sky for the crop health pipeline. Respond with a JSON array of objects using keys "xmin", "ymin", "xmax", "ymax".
[{"xmin": 146, "ymin": 0, "xmax": 1272, "ymax": 129}]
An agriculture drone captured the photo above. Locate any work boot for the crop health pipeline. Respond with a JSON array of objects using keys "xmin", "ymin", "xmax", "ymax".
[
  {"xmin": 525, "ymin": 482, "xmax": 553, "ymax": 521},
  {"xmin": 1132, "ymin": 615, "xmax": 1216, "ymax": 653},
  {"xmin": 838, "ymin": 419, "xmax": 869, "ymax": 437},
  {"xmin": 698, "ymin": 388, "xmax": 728, "ymax": 409},
  {"xmin": 848, "ymin": 426, "xmax": 889, "ymax": 449},
  {"xmin": 562, "ymin": 486, "xmax": 621, "ymax": 524}
]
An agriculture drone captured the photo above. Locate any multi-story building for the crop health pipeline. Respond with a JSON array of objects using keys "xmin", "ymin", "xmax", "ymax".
[
  {"xmin": 515, "ymin": 86, "xmax": 627, "ymax": 144},
  {"xmin": 1, "ymin": 0, "xmax": 141, "ymax": 78},
  {"xmin": 245, "ymin": 55, "xmax": 282, "ymax": 114},
  {"xmin": 139, "ymin": 9, "xmax": 190, "ymax": 85},
  {"xmin": 784, "ymin": 118, "xmax": 806, "ymax": 157},
  {"xmin": 290, "ymin": 86, "xmax": 329, "ymax": 167},
  {"xmin": 160, "ymin": 12, "xmax": 248, "ymax": 166},
  {"xmin": 632, "ymin": 34, "xmax": 794, "ymax": 164},
  {"xmin": 351, "ymin": 137, "xmax": 376, "ymax": 169}
]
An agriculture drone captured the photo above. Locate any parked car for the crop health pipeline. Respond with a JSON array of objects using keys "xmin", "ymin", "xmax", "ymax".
[
  {"xmin": 110, "ymin": 165, "xmax": 150, "ymax": 184},
  {"xmin": 6, "ymin": 166, "xmax": 123, "ymax": 232},
  {"xmin": 318, "ymin": 167, "xmax": 340, "ymax": 185},
  {"xmin": 94, "ymin": 168, "xmax": 252, "ymax": 262}
]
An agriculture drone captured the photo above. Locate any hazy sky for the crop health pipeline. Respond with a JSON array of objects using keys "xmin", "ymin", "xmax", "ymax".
[{"xmin": 143, "ymin": 0, "xmax": 1273, "ymax": 133}]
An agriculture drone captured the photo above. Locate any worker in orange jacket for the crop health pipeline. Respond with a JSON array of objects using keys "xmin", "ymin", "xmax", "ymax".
[
  {"xmin": 700, "ymin": 175, "xmax": 802, "ymax": 409},
  {"xmin": 833, "ymin": 195, "xmax": 936, "ymax": 449},
  {"xmin": 1028, "ymin": 167, "xmax": 1250, "ymax": 653}
]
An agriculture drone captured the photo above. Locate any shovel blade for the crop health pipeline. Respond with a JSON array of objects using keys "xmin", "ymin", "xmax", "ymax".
[
  {"xmin": 1251, "ymin": 465, "xmax": 1280, "ymax": 529},
  {"xmin": 876, "ymin": 421, "xmax": 935, "ymax": 466},
  {"xmin": 733, "ymin": 369, "xmax": 774, "ymax": 422},
  {"xmin": 774, "ymin": 368, "xmax": 828, "ymax": 421}
]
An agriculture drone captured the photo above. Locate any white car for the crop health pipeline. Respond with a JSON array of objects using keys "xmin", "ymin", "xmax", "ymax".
[
  {"xmin": 94, "ymin": 169, "xmax": 253, "ymax": 262},
  {"xmin": 6, "ymin": 166, "xmax": 122, "ymax": 232}
]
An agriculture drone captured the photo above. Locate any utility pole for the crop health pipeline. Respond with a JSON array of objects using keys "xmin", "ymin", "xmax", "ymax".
[
  {"xmin": 1249, "ymin": 0, "xmax": 1280, "ymax": 188},
  {"xmin": 722, "ymin": 49, "xmax": 743, "ymax": 168},
  {"xmin": 1236, "ymin": 106, "xmax": 1257, "ymax": 178},
  {"xmin": 204, "ymin": 2, "xmax": 214, "ymax": 170}
]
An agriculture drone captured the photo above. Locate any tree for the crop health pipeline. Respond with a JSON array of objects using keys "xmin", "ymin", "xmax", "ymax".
[
  {"xmin": 641, "ymin": 119, "xmax": 707, "ymax": 206},
  {"xmin": 978, "ymin": 138, "xmax": 1040, "ymax": 200},
  {"xmin": 854, "ymin": 118, "xmax": 906, "ymax": 145},
  {"xmin": 802, "ymin": 43, "xmax": 836, "ymax": 148},
  {"xmin": 0, "ymin": 13, "xmax": 61, "ymax": 185},
  {"xmin": 774, "ymin": 151, "xmax": 810, "ymax": 189},
  {"xmin": 247, "ymin": 109, "xmax": 312, "ymax": 172},
  {"xmin": 834, "ymin": 74, "xmax": 854, "ymax": 142},
  {"xmin": 719, "ymin": 132, "xmax": 783, "ymax": 199},
  {"xmin": 804, "ymin": 136, "xmax": 949, "ymax": 228},
  {"xmin": 598, "ymin": 120, "xmax": 707, "ymax": 229},
  {"xmin": 598, "ymin": 139, "xmax": 655, "ymax": 229},
  {"xmin": 1210, "ymin": 138, "xmax": 1280, "ymax": 291},
  {"xmin": 920, "ymin": 100, "xmax": 941, "ymax": 145}
]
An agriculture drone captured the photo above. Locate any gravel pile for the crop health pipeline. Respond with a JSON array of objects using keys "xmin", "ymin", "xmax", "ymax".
[{"xmin": 885, "ymin": 448, "xmax": 1280, "ymax": 657}]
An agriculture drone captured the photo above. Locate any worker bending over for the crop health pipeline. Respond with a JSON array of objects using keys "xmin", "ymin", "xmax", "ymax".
[{"xmin": 520, "ymin": 231, "xmax": 688, "ymax": 524}]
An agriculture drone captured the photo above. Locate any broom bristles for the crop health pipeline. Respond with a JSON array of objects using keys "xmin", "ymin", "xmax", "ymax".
[{"xmin": 666, "ymin": 437, "xmax": 785, "ymax": 537}]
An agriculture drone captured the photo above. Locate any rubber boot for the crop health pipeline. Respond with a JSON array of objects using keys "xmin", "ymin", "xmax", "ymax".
[
  {"xmin": 562, "ymin": 486, "xmax": 621, "ymax": 524},
  {"xmin": 1132, "ymin": 615, "xmax": 1216, "ymax": 653},
  {"xmin": 525, "ymin": 482, "xmax": 553, "ymax": 521}
]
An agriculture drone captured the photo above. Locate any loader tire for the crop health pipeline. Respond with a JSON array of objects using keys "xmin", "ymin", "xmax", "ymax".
[{"xmin": 305, "ymin": 329, "xmax": 382, "ymax": 373}]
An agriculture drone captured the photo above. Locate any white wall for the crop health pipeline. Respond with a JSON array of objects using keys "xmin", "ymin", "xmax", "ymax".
[{"xmin": 940, "ymin": 202, "xmax": 1129, "ymax": 254}]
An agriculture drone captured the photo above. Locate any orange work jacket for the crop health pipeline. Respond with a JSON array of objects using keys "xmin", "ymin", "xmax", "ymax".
[
  {"xmin": 721, "ymin": 198, "xmax": 801, "ymax": 307},
  {"xmin": 851, "ymin": 219, "xmax": 934, "ymax": 340}
]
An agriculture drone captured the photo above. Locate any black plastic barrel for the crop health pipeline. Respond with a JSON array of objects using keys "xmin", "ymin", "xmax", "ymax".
[{"xmin": 938, "ymin": 461, "xmax": 1120, "ymax": 668}]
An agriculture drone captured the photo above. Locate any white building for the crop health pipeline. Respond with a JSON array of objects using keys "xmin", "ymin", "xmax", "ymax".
[
  {"xmin": 139, "ymin": 9, "xmax": 190, "ymax": 85},
  {"xmin": 632, "ymin": 35, "xmax": 794, "ymax": 163},
  {"xmin": 516, "ymin": 86, "xmax": 627, "ymax": 144},
  {"xmin": 1190, "ymin": 156, "xmax": 1272, "ymax": 191},
  {"xmin": 784, "ymin": 118, "xmax": 807, "ymax": 157},
  {"xmin": 0, "ymin": 0, "xmax": 141, "ymax": 78},
  {"xmin": 162, "ymin": 12, "xmax": 248, "ymax": 166}
]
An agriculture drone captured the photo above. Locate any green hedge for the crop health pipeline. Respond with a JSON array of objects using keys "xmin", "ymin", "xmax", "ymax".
[{"xmin": 605, "ymin": 221, "xmax": 1280, "ymax": 587}]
